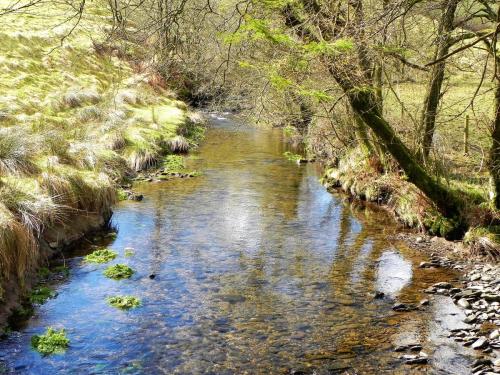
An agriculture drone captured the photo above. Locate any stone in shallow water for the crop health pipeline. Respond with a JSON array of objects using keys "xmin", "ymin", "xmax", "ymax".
[
  {"xmin": 219, "ymin": 294, "xmax": 246, "ymax": 304},
  {"xmin": 433, "ymin": 282, "xmax": 452, "ymax": 289}
]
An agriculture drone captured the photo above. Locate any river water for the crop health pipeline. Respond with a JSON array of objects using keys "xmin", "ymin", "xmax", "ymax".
[{"xmin": 0, "ymin": 116, "xmax": 481, "ymax": 374}]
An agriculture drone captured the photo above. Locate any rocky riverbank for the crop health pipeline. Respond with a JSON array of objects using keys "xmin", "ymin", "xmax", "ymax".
[{"xmin": 392, "ymin": 233, "xmax": 500, "ymax": 374}]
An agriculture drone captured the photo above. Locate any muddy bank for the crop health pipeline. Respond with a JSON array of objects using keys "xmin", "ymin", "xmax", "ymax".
[{"xmin": 0, "ymin": 211, "xmax": 110, "ymax": 331}]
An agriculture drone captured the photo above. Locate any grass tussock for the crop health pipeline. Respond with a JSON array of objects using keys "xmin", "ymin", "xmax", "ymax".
[
  {"xmin": 464, "ymin": 227, "xmax": 500, "ymax": 261},
  {"xmin": 0, "ymin": 0, "xmax": 199, "ymax": 305},
  {"xmin": 168, "ymin": 135, "xmax": 190, "ymax": 153}
]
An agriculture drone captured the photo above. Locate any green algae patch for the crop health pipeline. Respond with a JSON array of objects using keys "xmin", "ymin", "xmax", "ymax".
[
  {"xmin": 124, "ymin": 248, "xmax": 135, "ymax": 257},
  {"xmin": 163, "ymin": 155, "xmax": 186, "ymax": 172},
  {"xmin": 103, "ymin": 264, "xmax": 134, "ymax": 280},
  {"xmin": 107, "ymin": 296, "xmax": 141, "ymax": 310},
  {"xmin": 29, "ymin": 286, "xmax": 56, "ymax": 304},
  {"xmin": 31, "ymin": 328, "xmax": 69, "ymax": 355},
  {"xmin": 283, "ymin": 151, "xmax": 303, "ymax": 162},
  {"xmin": 84, "ymin": 248, "xmax": 117, "ymax": 264}
]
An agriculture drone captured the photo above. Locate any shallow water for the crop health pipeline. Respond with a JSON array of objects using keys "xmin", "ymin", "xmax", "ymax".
[{"xmin": 0, "ymin": 116, "xmax": 480, "ymax": 374}]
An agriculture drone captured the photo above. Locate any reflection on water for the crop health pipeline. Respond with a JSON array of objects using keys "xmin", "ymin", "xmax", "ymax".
[
  {"xmin": 0, "ymin": 117, "xmax": 479, "ymax": 374},
  {"xmin": 375, "ymin": 251, "xmax": 413, "ymax": 298}
]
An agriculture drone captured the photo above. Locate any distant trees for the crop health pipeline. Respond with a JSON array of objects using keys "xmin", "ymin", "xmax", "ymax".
[{"xmin": 3, "ymin": 0, "xmax": 499, "ymax": 228}]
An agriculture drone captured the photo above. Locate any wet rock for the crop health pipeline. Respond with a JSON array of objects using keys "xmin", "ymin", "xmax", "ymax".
[
  {"xmin": 374, "ymin": 291, "xmax": 385, "ymax": 299},
  {"xmin": 392, "ymin": 303, "xmax": 414, "ymax": 312},
  {"xmin": 472, "ymin": 337, "xmax": 488, "ymax": 350},
  {"xmin": 473, "ymin": 359, "xmax": 492, "ymax": 367},
  {"xmin": 419, "ymin": 262, "xmax": 434, "ymax": 269},
  {"xmin": 433, "ymin": 282, "xmax": 452, "ymax": 289},
  {"xmin": 149, "ymin": 274, "xmax": 156, "ymax": 279},
  {"xmin": 219, "ymin": 294, "xmax": 246, "ymax": 304},
  {"xmin": 128, "ymin": 193, "xmax": 144, "ymax": 201},
  {"xmin": 402, "ymin": 353, "xmax": 429, "ymax": 365},
  {"xmin": 482, "ymin": 294, "xmax": 500, "ymax": 302}
]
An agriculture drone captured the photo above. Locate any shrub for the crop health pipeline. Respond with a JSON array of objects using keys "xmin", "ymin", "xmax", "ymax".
[{"xmin": 0, "ymin": 127, "xmax": 38, "ymax": 175}]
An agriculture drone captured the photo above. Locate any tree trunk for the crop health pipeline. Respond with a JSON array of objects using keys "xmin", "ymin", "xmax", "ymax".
[
  {"xmin": 489, "ymin": 80, "xmax": 500, "ymax": 209},
  {"xmin": 331, "ymin": 70, "xmax": 461, "ymax": 218},
  {"xmin": 288, "ymin": 91, "xmax": 313, "ymax": 136},
  {"xmin": 419, "ymin": 0, "xmax": 459, "ymax": 161}
]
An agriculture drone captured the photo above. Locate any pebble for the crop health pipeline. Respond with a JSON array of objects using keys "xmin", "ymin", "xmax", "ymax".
[{"xmin": 457, "ymin": 298, "xmax": 471, "ymax": 309}]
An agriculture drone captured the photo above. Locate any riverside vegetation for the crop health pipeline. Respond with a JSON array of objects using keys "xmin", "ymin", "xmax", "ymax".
[
  {"xmin": 0, "ymin": 1, "xmax": 204, "ymax": 329},
  {"xmin": 0, "ymin": 0, "xmax": 499, "ymax": 371}
]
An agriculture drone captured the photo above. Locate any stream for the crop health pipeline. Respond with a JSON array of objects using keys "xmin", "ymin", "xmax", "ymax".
[{"xmin": 0, "ymin": 116, "xmax": 482, "ymax": 374}]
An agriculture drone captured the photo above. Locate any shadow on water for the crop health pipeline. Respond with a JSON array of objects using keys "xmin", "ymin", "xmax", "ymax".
[{"xmin": 0, "ymin": 114, "xmax": 481, "ymax": 374}]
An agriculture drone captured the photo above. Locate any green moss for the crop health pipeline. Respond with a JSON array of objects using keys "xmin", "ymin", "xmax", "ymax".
[
  {"xmin": 283, "ymin": 151, "xmax": 303, "ymax": 162},
  {"xmin": 31, "ymin": 328, "xmax": 69, "ymax": 355},
  {"xmin": 84, "ymin": 248, "xmax": 117, "ymax": 264},
  {"xmin": 29, "ymin": 286, "xmax": 56, "ymax": 304},
  {"xmin": 37, "ymin": 267, "xmax": 51, "ymax": 279},
  {"xmin": 464, "ymin": 226, "xmax": 500, "ymax": 244},
  {"xmin": 52, "ymin": 265, "xmax": 70, "ymax": 277},
  {"xmin": 124, "ymin": 248, "xmax": 134, "ymax": 257},
  {"xmin": 163, "ymin": 155, "xmax": 185, "ymax": 172},
  {"xmin": 116, "ymin": 189, "xmax": 128, "ymax": 201},
  {"xmin": 107, "ymin": 295, "xmax": 141, "ymax": 310},
  {"xmin": 103, "ymin": 264, "xmax": 134, "ymax": 280}
]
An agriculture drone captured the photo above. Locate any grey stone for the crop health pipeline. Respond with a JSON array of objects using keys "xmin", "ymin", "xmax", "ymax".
[
  {"xmin": 472, "ymin": 337, "xmax": 488, "ymax": 350},
  {"xmin": 458, "ymin": 298, "xmax": 471, "ymax": 309}
]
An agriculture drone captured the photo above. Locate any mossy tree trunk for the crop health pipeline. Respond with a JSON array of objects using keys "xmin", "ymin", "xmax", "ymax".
[
  {"xmin": 330, "ymin": 69, "xmax": 461, "ymax": 218},
  {"xmin": 489, "ymin": 78, "xmax": 500, "ymax": 209},
  {"xmin": 419, "ymin": 0, "xmax": 459, "ymax": 161}
]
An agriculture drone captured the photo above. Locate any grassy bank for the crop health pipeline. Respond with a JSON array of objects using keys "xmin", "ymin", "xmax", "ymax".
[{"xmin": 0, "ymin": 3, "xmax": 202, "ymax": 323}]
